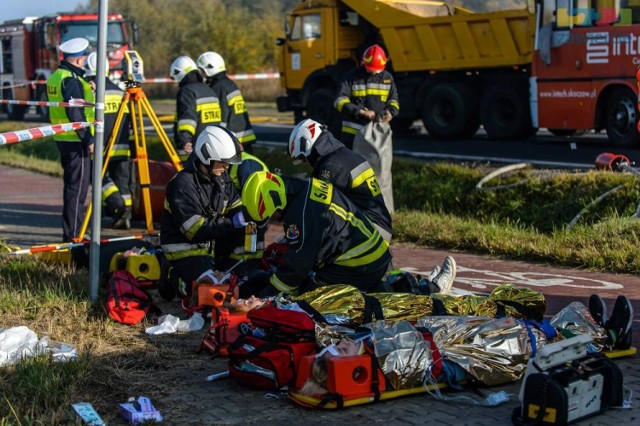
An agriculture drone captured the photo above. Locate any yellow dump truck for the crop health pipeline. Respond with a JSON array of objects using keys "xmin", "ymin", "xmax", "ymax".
[
  {"xmin": 276, "ymin": 0, "xmax": 537, "ymax": 139},
  {"xmin": 277, "ymin": 0, "xmax": 640, "ymax": 145}
]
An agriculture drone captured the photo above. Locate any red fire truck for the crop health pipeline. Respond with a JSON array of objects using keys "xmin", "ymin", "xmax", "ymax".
[{"xmin": 0, "ymin": 12, "xmax": 137, "ymax": 120}]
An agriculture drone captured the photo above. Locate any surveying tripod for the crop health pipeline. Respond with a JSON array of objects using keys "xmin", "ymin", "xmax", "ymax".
[{"xmin": 77, "ymin": 82, "xmax": 183, "ymax": 240}]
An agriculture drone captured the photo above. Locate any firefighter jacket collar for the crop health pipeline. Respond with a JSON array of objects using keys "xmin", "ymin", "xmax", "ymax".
[
  {"xmin": 308, "ymin": 131, "xmax": 344, "ymax": 166},
  {"xmin": 184, "ymin": 156, "xmax": 218, "ymax": 184},
  {"xmin": 179, "ymin": 70, "xmax": 203, "ymax": 88}
]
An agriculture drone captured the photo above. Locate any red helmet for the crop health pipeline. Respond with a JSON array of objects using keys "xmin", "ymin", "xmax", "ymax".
[{"xmin": 362, "ymin": 44, "xmax": 387, "ymax": 73}]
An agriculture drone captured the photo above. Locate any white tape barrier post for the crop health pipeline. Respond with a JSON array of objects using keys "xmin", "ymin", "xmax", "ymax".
[{"xmin": 0, "ymin": 122, "xmax": 92, "ymax": 146}]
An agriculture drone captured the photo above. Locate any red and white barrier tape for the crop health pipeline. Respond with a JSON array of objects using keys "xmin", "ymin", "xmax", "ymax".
[
  {"xmin": 0, "ymin": 98, "xmax": 94, "ymax": 108},
  {"xmin": 0, "ymin": 121, "xmax": 92, "ymax": 146},
  {"xmin": 2, "ymin": 72, "xmax": 280, "ymax": 88},
  {"xmin": 139, "ymin": 72, "xmax": 280, "ymax": 83},
  {"xmin": 6, "ymin": 233, "xmax": 148, "ymax": 255}
]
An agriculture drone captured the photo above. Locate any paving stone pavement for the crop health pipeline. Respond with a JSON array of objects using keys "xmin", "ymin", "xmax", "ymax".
[{"xmin": 1, "ymin": 164, "xmax": 638, "ymax": 425}]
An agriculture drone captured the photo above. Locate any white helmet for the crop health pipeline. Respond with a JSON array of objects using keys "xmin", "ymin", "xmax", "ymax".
[
  {"xmin": 169, "ymin": 56, "xmax": 197, "ymax": 83},
  {"xmin": 196, "ymin": 51, "xmax": 226, "ymax": 77},
  {"xmin": 288, "ymin": 119, "xmax": 324, "ymax": 165},
  {"xmin": 83, "ymin": 52, "xmax": 109, "ymax": 78},
  {"xmin": 195, "ymin": 125, "xmax": 242, "ymax": 165}
]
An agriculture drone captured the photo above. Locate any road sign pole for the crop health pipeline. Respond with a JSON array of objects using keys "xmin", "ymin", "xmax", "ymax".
[{"xmin": 89, "ymin": 0, "xmax": 109, "ymax": 302}]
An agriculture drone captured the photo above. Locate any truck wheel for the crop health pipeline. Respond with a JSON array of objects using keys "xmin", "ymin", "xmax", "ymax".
[
  {"xmin": 605, "ymin": 87, "xmax": 640, "ymax": 147},
  {"xmin": 421, "ymin": 83, "xmax": 479, "ymax": 139},
  {"xmin": 307, "ymin": 87, "xmax": 341, "ymax": 136},
  {"xmin": 391, "ymin": 117, "xmax": 415, "ymax": 134},
  {"xmin": 480, "ymin": 85, "xmax": 533, "ymax": 140}
]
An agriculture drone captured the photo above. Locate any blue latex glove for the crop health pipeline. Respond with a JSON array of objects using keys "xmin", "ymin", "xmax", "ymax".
[{"xmin": 232, "ymin": 211, "xmax": 248, "ymax": 229}]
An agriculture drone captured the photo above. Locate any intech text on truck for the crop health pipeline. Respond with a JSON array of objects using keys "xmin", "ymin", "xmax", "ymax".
[{"xmin": 276, "ymin": 0, "xmax": 640, "ymax": 146}]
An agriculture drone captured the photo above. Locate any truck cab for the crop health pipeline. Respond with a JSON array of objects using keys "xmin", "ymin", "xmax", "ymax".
[{"xmin": 276, "ymin": 0, "xmax": 363, "ymax": 127}]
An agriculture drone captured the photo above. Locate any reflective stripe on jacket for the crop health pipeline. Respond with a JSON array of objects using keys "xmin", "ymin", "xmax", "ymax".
[
  {"xmin": 310, "ymin": 131, "xmax": 392, "ymax": 239},
  {"xmin": 208, "ymin": 74, "xmax": 256, "ymax": 145},
  {"xmin": 334, "ymin": 67, "xmax": 399, "ymax": 136},
  {"xmin": 160, "ymin": 158, "xmax": 242, "ymax": 261},
  {"xmin": 174, "ymin": 71, "xmax": 220, "ymax": 161},
  {"xmin": 270, "ymin": 177, "xmax": 391, "ymax": 294},
  {"xmin": 104, "ymin": 78, "xmax": 132, "ymax": 160}
]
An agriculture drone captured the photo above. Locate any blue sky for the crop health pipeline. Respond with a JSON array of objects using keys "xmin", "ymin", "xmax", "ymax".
[{"xmin": 0, "ymin": 0, "xmax": 88, "ymax": 23}]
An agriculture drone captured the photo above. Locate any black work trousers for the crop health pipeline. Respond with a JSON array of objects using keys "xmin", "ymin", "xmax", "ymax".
[{"xmin": 57, "ymin": 141, "xmax": 91, "ymax": 242}]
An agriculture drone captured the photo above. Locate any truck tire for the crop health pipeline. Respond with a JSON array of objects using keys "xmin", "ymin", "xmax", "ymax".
[
  {"xmin": 421, "ymin": 83, "xmax": 479, "ymax": 139},
  {"xmin": 480, "ymin": 84, "xmax": 533, "ymax": 140},
  {"xmin": 307, "ymin": 87, "xmax": 341, "ymax": 136},
  {"xmin": 391, "ymin": 117, "xmax": 415, "ymax": 134},
  {"xmin": 605, "ymin": 87, "xmax": 640, "ymax": 147}
]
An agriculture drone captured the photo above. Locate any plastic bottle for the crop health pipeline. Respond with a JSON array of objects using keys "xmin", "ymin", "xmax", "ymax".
[{"xmin": 244, "ymin": 223, "xmax": 257, "ymax": 253}]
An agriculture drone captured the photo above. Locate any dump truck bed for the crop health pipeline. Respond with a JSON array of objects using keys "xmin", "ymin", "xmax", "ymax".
[{"xmin": 342, "ymin": 0, "xmax": 536, "ymax": 72}]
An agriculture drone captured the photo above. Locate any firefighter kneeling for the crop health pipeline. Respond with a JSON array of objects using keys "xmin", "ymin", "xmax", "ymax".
[
  {"xmin": 159, "ymin": 126, "xmax": 248, "ymax": 306},
  {"xmin": 239, "ymin": 171, "xmax": 391, "ymax": 298}
]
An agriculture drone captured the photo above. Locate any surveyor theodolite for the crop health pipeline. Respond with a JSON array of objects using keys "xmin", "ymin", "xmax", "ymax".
[{"xmin": 77, "ymin": 51, "xmax": 183, "ymax": 240}]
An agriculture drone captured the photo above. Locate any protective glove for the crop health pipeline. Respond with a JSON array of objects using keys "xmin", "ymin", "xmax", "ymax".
[{"xmin": 232, "ymin": 210, "xmax": 249, "ymax": 229}]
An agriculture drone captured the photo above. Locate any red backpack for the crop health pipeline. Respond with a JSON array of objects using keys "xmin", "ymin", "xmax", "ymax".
[
  {"xmin": 227, "ymin": 304, "xmax": 319, "ymax": 390},
  {"xmin": 106, "ymin": 270, "xmax": 159, "ymax": 325}
]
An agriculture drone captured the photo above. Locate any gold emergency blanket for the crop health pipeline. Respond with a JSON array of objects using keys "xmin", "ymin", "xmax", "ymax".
[
  {"xmin": 297, "ymin": 283, "xmax": 545, "ymax": 325},
  {"xmin": 366, "ymin": 320, "xmax": 435, "ymax": 390},
  {"xmin": 550, "ymin": 301, "xmax": 606, "ymax": 351},
  {"xmin": 297, "ymin": 285, "xmax": 366, "ymax": 325},
  {"xmin": 417, "ymin": 316, "xmax": 547, "ymax": 386}
]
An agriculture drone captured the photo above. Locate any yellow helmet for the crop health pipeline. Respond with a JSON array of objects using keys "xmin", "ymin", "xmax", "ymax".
[{"xmin": 242, "ymin": 171, "xmax": 287, "ymax": 222}]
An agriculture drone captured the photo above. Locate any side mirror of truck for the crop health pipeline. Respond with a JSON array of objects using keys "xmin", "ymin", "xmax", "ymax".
[{"xmin": 276, "ymin": 38, "xmax": 286, "ymax": 46}]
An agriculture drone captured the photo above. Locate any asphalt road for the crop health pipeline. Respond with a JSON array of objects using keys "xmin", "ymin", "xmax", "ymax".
[
  {"xmin": 253, "ymin": 121, "xmax": 640, "ymax": 170},
  {"xmin": 5, "ymin": 105, "xmax": 640, "ymax": 170}
]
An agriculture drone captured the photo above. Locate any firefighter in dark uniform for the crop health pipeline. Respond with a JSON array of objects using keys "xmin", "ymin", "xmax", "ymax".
[
  {"xmin": 160, "ymin": 125, "xmax": 248, "ymax": 299},
  {"xmin": 83, "ymin": 52, "xmax": 133, "ymax": 229},
  {"xmin": 288, "ymin": 118, "xmax": 393, "ymax": 242},
  {"xmin": 240, "ymin": 171, "xmax": 391, "ymax": 297},
  {"xmin": 196, "ymin": 51, "xmax": 256, "ymax": 153},
  {"xmin": 333, "ymin": 44, "xmax": 400, "ymax": 149},
  {"xmin": 47, "ymin": 37, "xmax": 94, "ymax": 242},
  {"xmin": 169, "ymin": 56, "xmax": 221, "ymax": 162}
]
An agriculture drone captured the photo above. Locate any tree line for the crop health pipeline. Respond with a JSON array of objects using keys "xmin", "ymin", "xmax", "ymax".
[{"xmin": 85, "ymin": 0, "xmax": 298, "ymax": 77}]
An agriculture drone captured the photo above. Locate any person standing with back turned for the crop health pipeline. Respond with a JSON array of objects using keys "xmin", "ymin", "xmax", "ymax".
[
  {"xmin": 170, "ymin": 56, "xmax": 220, "ymax": 162},
  {"xmin": 47, "ymin": 37, "xmax": 94, "ymax": 242},
  {"xmin": 196, "ymin": 51, "xmax": 257, "ymax": 153}
]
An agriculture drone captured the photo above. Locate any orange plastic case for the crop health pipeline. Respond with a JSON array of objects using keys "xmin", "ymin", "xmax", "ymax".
[{"xmin": 198, "ymin": 307, "xmax": 250, "ymax": 356}]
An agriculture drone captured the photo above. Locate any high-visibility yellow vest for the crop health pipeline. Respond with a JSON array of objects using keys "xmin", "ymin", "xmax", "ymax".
[{"xmin": 47, "ymin": 68, "xmax": 95, "ymax": 142}]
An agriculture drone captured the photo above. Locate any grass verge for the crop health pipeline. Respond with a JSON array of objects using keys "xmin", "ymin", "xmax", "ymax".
[{"xmin": 1, "ymin": 120, "xmax": 639, "ymax": 273}]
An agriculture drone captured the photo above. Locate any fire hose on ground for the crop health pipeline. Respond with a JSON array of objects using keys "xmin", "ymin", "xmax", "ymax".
[{"xmin": 474, "ymin": 155, "xmax": 640, "ymax": 232}]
